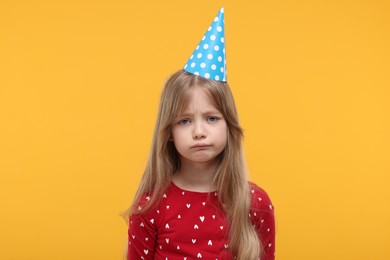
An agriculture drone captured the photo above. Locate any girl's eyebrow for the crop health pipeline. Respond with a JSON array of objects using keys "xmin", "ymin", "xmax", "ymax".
[{"xmin": 179, "ymin": 110, "xmax": 222, "ymax": 117}]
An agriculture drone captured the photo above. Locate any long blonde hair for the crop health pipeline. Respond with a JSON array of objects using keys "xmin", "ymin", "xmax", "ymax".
[{"xmin": 121, "ymin": 70, "xmax": 261, "ymax": 259}]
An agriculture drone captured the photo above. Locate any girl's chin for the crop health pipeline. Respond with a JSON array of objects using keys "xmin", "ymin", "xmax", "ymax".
[{"xmin": 181, "ymin": 156, "xmax": 219, "ymax": 165}]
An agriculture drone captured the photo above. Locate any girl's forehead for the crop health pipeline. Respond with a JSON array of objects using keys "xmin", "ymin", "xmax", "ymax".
[{"xmin": 181, "ymin": 87, "xmax": 220, "ymax": 114}]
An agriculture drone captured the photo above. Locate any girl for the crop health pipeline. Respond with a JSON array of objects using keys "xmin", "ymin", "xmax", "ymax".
[{"xmin": 122, "ymin": 8, "xmax": 275, "ymax": 260}]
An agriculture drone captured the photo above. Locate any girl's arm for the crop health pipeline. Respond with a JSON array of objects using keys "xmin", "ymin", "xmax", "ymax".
[
  {"xmin": 127, "ymin": 204, "xmax": 157, "ymax": 259},
  {"xmin": 250, "ymin": 183, "xmax": 276, "ymax": 260}
]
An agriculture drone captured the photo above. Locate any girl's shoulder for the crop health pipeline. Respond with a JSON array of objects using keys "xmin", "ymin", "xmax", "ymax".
[
  {"xmin": 249, "ymin": 182, "xmax": 275, "ymax": 213},
  {"xmin": 132, "ymin": 192, "xmax": 153, "ymax": 213},
  {"xmin": 132, "ymin": 182, "xmax": 179, "ymax": 213}
]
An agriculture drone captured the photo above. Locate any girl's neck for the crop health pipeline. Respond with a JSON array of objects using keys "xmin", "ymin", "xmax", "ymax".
[{"xmin": 173, "ymin": 160, "xmax": 217, "ymax": 192}]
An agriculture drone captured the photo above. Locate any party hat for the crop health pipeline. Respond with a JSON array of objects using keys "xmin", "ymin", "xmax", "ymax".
[{"xmin": 183, "ymin": 8, "xmax": 227, "ymax": 82}]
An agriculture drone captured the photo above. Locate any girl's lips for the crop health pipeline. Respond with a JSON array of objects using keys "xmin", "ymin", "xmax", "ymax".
[{"xmin": 192, "ymin": 143, "xmax": 211, "ymax": 148}]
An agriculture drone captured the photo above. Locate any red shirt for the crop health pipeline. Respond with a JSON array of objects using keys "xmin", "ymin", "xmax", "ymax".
[{"xmin": 128, "ymin": 182, "xmax": 275, "ymax": 260}]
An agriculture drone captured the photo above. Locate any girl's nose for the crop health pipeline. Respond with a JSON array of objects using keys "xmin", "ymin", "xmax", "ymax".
[{"xmin": 193, "ymin": 122, "xmax": 206, "ymax": 139}]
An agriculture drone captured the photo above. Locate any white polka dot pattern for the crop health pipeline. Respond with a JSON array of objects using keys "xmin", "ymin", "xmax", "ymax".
[{"xmin": 183, "ymin": 8, "xmax": 227, "ymax": 82}]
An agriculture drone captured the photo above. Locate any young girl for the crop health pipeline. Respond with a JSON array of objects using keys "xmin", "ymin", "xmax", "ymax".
[{"xmin": 122, "ymin": 8, "xmax": 275, "ymax": 260}]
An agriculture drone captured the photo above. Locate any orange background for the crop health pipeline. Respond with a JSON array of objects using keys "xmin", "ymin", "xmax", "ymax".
[{"xmin": 0, "ymin": 0, "xmax": 389, "ymax": 259}]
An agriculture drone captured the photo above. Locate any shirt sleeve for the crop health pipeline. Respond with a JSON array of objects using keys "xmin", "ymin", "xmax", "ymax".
[
  {"xmin": 127, "ymin": 197, "xmax": 157, "ymax": 260},
  {"xmin": 249, "ymin": 183, "xmax": 276, "ymax": 260}
]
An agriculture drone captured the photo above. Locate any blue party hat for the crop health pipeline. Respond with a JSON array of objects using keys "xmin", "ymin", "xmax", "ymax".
[{"xmin": 183, "ymin": 8, "xmax": 227, "ymax": 82}]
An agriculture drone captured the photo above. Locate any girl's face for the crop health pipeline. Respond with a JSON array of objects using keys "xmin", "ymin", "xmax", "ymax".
[{"xmin": 171, "ymin": 86, "xmax": 227, "ymax": 167}]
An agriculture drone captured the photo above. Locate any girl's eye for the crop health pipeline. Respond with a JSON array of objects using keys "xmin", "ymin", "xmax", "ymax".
[
  {"xmin": 207, "ymin": 116, "xmax": 219, "ymax": 122},
  {"xmin": 178, "ymin": 119, "xmax": 191, "ymax": 125}
]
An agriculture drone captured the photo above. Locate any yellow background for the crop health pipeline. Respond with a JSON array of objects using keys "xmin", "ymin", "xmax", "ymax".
[{"xmin": 0, "ymin": 0, "xmax": 389, "ymax": 259}]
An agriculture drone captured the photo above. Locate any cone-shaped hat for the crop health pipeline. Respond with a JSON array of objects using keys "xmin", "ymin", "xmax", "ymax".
[{"xmin": 183, "ymin": 8, "xmax": 226, "ymax": 82}]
